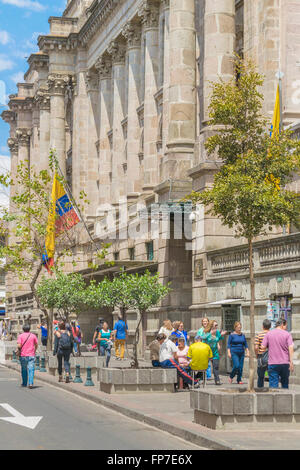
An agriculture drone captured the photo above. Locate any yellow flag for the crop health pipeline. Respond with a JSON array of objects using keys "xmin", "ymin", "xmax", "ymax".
[{"xmin": 270, "ymin": 84, "xmax": 280, "ymax": 138}]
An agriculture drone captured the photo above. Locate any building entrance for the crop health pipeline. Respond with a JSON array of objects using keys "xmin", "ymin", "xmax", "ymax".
[{"xmin": 222, "ymin": 304, "xmax": 241, "ymax": 373}]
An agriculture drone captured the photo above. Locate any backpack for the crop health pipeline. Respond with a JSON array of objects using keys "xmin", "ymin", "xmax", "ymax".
[
  {"xmin": 257, "ymin": 350, "xmax": 269, "ymax": 368},
  {"xmin": 59, "ymin": 332, "xmax": 72, "ymax": 351}
]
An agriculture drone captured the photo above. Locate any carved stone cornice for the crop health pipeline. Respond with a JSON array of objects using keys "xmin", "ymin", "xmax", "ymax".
[
  {"xmin": 35, "ymin": 88, "xmax": 51, "ymax": 110},
  {"xmin": 9, "ymin": 96, "xmax": 34, "ymax": 113},
  {"xmin": 138, "ymin": 0, "xmax": 160, "ymax": 29},
  {"xmin": 48, "ymin": 74, "xmax": 74, "ymax": 96},
  {"xmin": 95, "ymin": 55, "xmax": 112, "ymax": 80},
  {"xmin": 24, "ymin": 53, "xmax": 49, "ymax": 80},
  {"xmin": 79, "ymin": 0, "xmax": 119, "ymax": 46},
  {"xmin": 107, "ymin": 40, "xmax": 126, "ymax": 65},
  {"xmin": 122, "ymin": 22, "xmax": 142, "ymax": 49},
  {"xmin": 84, "ymin": 69, "xmax": 99, "ymax": 93},
  {"xmin": 7, "ymin": 137, "xmax": 18, "ymax": 154},
  {"xmin": 38, "ymin": 34, "xmax": 80, "ymax": 53},
  {"xmin": 15, "ymin": 128, "xmax": 32, "ymax": 147}
]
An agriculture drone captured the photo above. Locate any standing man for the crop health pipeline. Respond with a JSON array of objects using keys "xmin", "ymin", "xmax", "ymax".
[
  {"xmin": 113, "ymin": 313, "xmax": 128, "ymax": 361},
  {"xmin": 17, "ymin": 324, "xmax": 38, "ymax": 389},
  {"xmin": 37, "ymin": 321, "xmax": 48, "ymax": 348},
  {"xmin": 261, "ymin": 319, "xmax": 294, "ymax": 389},
  {"xmin": 255, "ymin": 319, "xmax": 271, "ymax": 388},
  {"xmin": 93, "ymin": 317, "xmax": 105, "ymax": 356}
]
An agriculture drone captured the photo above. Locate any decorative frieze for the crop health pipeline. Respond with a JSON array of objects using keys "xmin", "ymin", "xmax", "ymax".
[
  {"xmin": 15, "ymin": 128, "xmax": 32, "ymax": 147},
  {"xmin": 122, "ymin": 22, "xmax": 142, "ymax": 49},
  {"xmin": 95, "ymin": 56, "xmax": 112, "ymax": 80},
  {"xmin": 79, "ymin": 0, "xmax": 119, "ymax": 46},
  {"xmin": 84, "ymin": 69, "xmax": 99, "ymax": 93},
  {"xmin": 107, "ymin": 40, "xmax": 126, "ymax": 64},
  {"xmin": 1, "ymin": 110, "xmax": 16, "ymax": 124}
]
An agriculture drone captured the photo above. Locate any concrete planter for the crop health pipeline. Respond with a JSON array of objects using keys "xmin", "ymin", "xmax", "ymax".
[
  {"xmin": 99, "ymin": 367, "xmax": 177, "ymax": 394},
  {"xmin": 48, "ymin": 355, "xmax": 105, "ymax": 377},
  {"xmin": 190, "ymin": 388, "xmax": 300, "ymax": 430}
]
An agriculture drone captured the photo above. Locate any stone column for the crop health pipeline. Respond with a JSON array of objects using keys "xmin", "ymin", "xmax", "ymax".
[
  {"xmin": 203, "ymin": 0, "xmax": 236, "ymax": 122},
  {"xmin": 107, "ymin": 40, "xmax": 127, "ymax": 204},
  {"xmin": 139, "ymin": 0, "xmax": 160, "ymax": 192},
  {"xmin": 35, "ymin": 89, "xmax": 50, "ymax": 171},
  {"xmin": 122, "ymin": 22, "xmax": 142, "ymax": 199},
  {"xmin": 95, "ymin": 55, "xmax": 113, "ymax": 206},
  {"xmin": 48, "ymin": 74, "xmax": 70, "ymax": 175},
  {"xmin": 162, "ymin": 0, "xmax": 196, "ymax": 180},
  {"xmin": 15, "ymin": 128, "xmax": 31, "ymax": 166}
]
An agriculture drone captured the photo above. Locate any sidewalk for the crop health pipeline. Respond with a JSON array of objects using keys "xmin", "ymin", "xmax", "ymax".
[{"xmin": 4, "ymin": 360, "xmax": 300, "ymax": 450}]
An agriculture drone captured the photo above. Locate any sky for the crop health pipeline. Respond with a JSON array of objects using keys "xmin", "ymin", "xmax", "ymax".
[{"xmin": 0, "ymin": 0, "xmax": 68, "ymax": 187}]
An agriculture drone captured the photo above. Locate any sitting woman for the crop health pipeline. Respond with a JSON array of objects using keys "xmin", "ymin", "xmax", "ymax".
[
  {"xmin": 176, "ymin": 337, "xmax": 189, "ymax": 368},
  {"xmin": 149, "ymin": 334, "xmax": 165, "ymax": 367}
]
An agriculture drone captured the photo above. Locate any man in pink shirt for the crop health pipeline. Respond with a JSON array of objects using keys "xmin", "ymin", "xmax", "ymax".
[
  {"xmin": 261, "ymin": 318, "xmax": 294, "ymax": 389},
  {"xmin": 17, "ymin": 324, "xmax": 38, "ymax": 389}
]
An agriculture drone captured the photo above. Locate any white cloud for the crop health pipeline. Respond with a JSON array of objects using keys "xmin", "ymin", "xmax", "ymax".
[
  {"xmin": 0, "ymin": 30, "xmax": 12, "ymax": 46},
  {"xmin": 0, "ymin": 55, "xmax": 14, "ymax": 72},
  {"xmin": 0, "ymin": 0, "xmax": 46, "ymax": 12},
  {"xmin": 10, "ymin": 71, "xmax": 24, "ymax": 84}
]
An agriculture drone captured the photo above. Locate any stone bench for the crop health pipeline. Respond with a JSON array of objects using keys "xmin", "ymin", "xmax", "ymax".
[
  {"xmin": 99, "ymin": 367, "xmax": 178, "ymax": 394},
  {"xmin": 190, "ymin": 388, "xmax": 300, "ymax": 430}
]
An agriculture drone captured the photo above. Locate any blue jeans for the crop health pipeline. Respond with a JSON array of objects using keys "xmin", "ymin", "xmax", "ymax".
[
  {"xmin": 230, "ymin": 352, "xmax": 245, "ymax": 383},
  {"xmin": 57, "ymin": 351, "xmax": 71, "ymax": 376},
  {"xmin": 206, "ymin": 361, "xmax": 212, "ymax": 379},
  {"xmin": 160, "ymin": 358, "xmax": 198, "ymax": 386},
  {"xmin": 257, "ymin": 365, "xmax": 268, "ymax": 388},
  {"xmin": 100, "ymin": 343, "xmax": 111, "ymax": 367},
  {"xmin": 268, "ymin": 364, "xmax": 290, "ymax": 389},
  {"xmin": 20, "ymin": 356, "xmax": 35, "ymax": 387}
]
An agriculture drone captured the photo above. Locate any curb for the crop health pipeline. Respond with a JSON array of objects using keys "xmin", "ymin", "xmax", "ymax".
[{"xmin": 3, "ymin": 362, "xmax": 239, "ymax": 451}]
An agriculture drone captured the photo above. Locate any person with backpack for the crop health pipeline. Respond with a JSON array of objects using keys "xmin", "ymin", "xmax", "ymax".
[
  {"xmin": 255, "ymin": 319, "xmax": 272, "ymax": 388},
  {"xmin": 71, "ymin": 320, "xmax": 82, "ymax": 357},
  {"xmin": 54, "ymin": 321, "xmax": 74, "ymax": 383}
]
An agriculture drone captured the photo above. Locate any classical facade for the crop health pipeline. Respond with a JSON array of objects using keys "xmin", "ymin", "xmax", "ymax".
[{"xmin": 2, "ymin": 0, "xmax": 300, "ymax": 366}]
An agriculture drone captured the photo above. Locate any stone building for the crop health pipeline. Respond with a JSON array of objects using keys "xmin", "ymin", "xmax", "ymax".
[{"xmin": 2, "ymin": 0, "xmax": 300, "ymax": 368}]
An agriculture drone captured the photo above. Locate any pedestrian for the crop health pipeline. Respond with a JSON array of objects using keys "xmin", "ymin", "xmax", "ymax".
[
  {"xmin": 71, "ymin": 321, "xmax": 82, "ymax": 357},
  {"xmin": 17, "ymin": 324, "xmax": 38, "ymax": 389},
  {"xmin": 158, "ymin": 334, "xmax": 199, "ymax": 388},
  {"xmin": 227, "ymin": 321, "xmax": 249, "ymax": 385},
  {"xmin": 98, "ymin": 321, "xmax": 113, "ymax": 367},
  {"xmin": 93, "ymin": 317, "xmax": 105, "ymax": 356},
  {"xmin": 187, "ymin": 336, "xmax": 213, "ymax": 383},
  {"xmin": 197, "ymin": 317, "xmax": 212, "ymax": 380},
  {"xmin": 255, "ymin": 319, "xmax": 272, "ymax": 388},
  {"xmin": 149, "ymin": 335, "xmax": 162, "ymax": 367},
  {"xmin": 261, "ymin": 318, "xmax": 294, "ymax": 389},
  {"xmin": 176, "ymin": 337, "xmax": 189, "ymax": 368},
  {"xmin": 54, "ymin": 321, "xmax": 73, "ymax": 383},
  {"xmin": 158, "ymin": 319, "xmax": 174, "ymax": 340},
  {"xmin": 202, "ymin": 320, "xmax": 225, "ymax": 385},
  {"xmin": 37, "ymin": 321, "xmax": 48, "ymax": 348},
  {"xmin": 172, "ymin": 321, "xmax": 186, "ymax": 346},
  {"xmin": 113, "ymin": 313, "xmax": 128, "ymax": 361}
]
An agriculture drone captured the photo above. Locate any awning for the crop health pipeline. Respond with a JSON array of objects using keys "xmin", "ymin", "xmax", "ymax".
[{"xmin": 209, "ymin": 299, "xmax": 244, "ymax": 305}]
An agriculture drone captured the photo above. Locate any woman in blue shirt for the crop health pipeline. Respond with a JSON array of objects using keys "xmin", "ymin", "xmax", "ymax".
[{"xmin": 227, "ymin": 321, "xmax": 249, "ymax": 384}]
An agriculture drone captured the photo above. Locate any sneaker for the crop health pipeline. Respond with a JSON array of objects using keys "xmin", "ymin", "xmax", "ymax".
[
  {"xmin": 65, "ymin": 375, "xmax": 70, "ymax": 383},
  {"xmin": 58, "ymin": 375, "xmax": 63, "ymax": 382},
  {"xmin": 215, "ymin": 381, "xmax": 222, "ymax": 386},
  {"xmin": 238, "ymin": 381, "xmax": 244, "ymax": 385},
  {"xmin": 29, "ymin": 385, "xmax": 33, "ymax": 389}
]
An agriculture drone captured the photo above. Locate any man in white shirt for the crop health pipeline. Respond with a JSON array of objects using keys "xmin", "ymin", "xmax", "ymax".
[{"xmin": 158, "ymin": 335, "xmax": 199, "ymax": 387}]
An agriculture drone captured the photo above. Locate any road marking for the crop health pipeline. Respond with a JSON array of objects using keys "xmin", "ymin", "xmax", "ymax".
[{"xmin": 0, "ymin": 404, "xmax": 43, "ymax": 430}]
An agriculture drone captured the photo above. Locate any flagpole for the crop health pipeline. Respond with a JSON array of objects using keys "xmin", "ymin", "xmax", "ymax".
[{"xmin": 53, "ymin": 157, "xmax": 103, "ymax": 253}]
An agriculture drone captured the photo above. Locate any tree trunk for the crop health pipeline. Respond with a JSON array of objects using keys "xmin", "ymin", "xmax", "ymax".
[
  {"xmin": 132, "ymin": 311, "xmax": 143, "ymax": 369},
  {"xmin": 47, "ymin": 308, "xmax": 54, "ymax": 352},
  {"xmin": 248, "ymin": 238, "xmax": 256, "ymax": 392}
]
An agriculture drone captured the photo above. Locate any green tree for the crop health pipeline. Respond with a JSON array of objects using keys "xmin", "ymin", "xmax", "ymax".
[
  {"xmin": 0, "ymin": 151, "xmax": 107, "ymax": 347},
  {"xmin": 186, "ymin": 60, "xmax": 300, "ymax": 391},
  {"xmin": 86, "ymin": 270, "xmax": 171, "ymax": 368}
]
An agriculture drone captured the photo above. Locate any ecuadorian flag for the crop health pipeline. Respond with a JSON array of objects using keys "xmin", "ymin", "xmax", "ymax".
[
  {"xmin": 270, "ymin": 84, "xmax": 281, "ymax": 138},
  {"xmin": 42, "ymin": 173, "xmax": 80, "ymax": 272}
]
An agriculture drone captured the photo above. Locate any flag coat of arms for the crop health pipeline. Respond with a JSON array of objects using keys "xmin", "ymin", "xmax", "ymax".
[{"xmin": 42, "ymin": 173, "xmax": 80, "ymax": 272}]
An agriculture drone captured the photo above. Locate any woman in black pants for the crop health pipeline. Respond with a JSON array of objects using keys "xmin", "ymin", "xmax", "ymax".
[{"xmin": 54, "ymin": 321, "xmax": 74, "ymax": 383}]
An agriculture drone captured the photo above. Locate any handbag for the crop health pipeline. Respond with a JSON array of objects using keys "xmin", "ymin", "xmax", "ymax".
[{"xmin": 16, "ymin": 333, "xmax": 32, "ymax": 359}]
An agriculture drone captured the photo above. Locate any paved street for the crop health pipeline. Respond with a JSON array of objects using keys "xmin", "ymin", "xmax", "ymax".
[{"xmin": 0, "ymin": 366, "xmax": 204, "ymax": 450}]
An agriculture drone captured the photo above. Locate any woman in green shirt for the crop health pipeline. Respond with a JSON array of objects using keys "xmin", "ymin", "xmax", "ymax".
[
  {"xmin": 98, "ymin": 321, "xmax": 113, "ymax": 367},
  {"xmin": 202, "ymin": 320, "xmax": 226, "ymax": 385}
]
